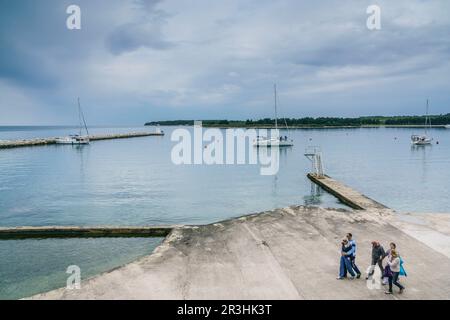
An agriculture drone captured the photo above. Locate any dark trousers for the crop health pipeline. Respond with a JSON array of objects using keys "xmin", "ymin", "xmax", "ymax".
[
  {"xmin": 368, "ymin": 259, "xmax": 384, "ymax": 277},
  {"xmin": 339, "ymin": 256, "xmax": 355, "ymax": 278},
  {"xmin": 350, "ymin": 256, "xmax": 361, "ymax": 275},
  {"xmin": 388, "ymin": 272, "xmax": 405, "ymax": 292}
]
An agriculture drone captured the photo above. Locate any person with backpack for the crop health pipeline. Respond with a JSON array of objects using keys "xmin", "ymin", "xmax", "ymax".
[
  {"xmin": 385, "ymin": 249, "xmax": 405, "ymax": 294},
  {"xmin": 382, "ymin": 242, "xmax": 407, "ymax": 285}
]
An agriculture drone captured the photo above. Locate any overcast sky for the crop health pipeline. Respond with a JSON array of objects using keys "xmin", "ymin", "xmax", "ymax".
[{"xmin": 0, "ymin": 0, "xmax": 449, "ymax": 125}]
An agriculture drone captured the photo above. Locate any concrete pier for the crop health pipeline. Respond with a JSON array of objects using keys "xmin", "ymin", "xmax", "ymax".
[
  {"xmin": 29, "ymin": 205, "xmax": 450, "ymax": 300},
  {"xmin": 0, "ymin": 132, "xmax": 164, "ymax": 149},
  {"xmin": 307, "ymin": 173, "xmax": 388, "ymax": 210},
  {"xmin": 89, "ymin": 132, "xmax": 163, "ymax": 141},
  {"xmin": 0, "ymin": 226, "xmax": 176, "ymax": 240}
]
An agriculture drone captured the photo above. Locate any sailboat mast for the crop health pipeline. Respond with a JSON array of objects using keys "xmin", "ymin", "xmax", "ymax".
[
  {"xmin": 274, "ymin": 84, "xmax": 278, "ymax": 131},
  {"xmin": 78, "ymin": 98, "xmax": 90, "ymax": 136},
  {"xmin": 425, "ymin": 99, "xmax": 429, "ymax": 135},
  {"xmin": 78, "ymin": 98, "xmax": 82, "ymax": 136}
]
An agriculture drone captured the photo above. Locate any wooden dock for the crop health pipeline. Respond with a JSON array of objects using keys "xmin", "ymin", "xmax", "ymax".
[
  {"xmin": 307, "ymin": 173, "xmax": 388, "ymax": 210},
  {"xmin": 0, "ymin": 132, "xmax": 164, "ymax": 149},
  {"xmin": 0, "ymin": 225, "xmax": 176, "ymax": 239}
]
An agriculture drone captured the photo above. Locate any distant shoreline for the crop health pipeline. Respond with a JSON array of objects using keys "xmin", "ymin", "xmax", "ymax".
[
  {"xmin": 145, "ymin": 114, "xmax": 450, "ymax": 128},
  {"xmin": 145, "ymin": 124, "xmax": 449, "ymax": 129}
]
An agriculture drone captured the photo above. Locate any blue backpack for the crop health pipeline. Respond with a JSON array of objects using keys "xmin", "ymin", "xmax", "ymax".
[{"xmin": 399, "ymin": 257, "xmax": 407, "ymax": 277}]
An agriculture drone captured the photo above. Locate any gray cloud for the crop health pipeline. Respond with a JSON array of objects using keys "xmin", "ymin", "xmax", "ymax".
[
  {"xmin": 107, "ymin": 0, "xmax": 173, "ymax": 54},
  {"xmin": 0, "ymin": 41, "xmax": 58, "ymax": 88},
  {"xmin": 107, "ymin": 21, "xmax": 173, "ymax": 55},
  {"xmin": 0, "ymin": 0, "xmax": 449, "ymax": 125}
]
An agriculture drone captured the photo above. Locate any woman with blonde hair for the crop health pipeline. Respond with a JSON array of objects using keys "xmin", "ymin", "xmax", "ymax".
[{"xmin": 385, "ymin": 249, "xmax": 405, "ymax": 294}]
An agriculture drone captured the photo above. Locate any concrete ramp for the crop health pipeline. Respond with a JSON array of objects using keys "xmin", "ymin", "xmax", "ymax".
[{"xmin": 31, "ymin": 206, "xmax": 450, "ymax": 300}]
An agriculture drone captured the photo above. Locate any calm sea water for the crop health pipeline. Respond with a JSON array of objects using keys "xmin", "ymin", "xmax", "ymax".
[{"xmin": 1, "ymin": 125, "xmax": 449, "ymax": 299}]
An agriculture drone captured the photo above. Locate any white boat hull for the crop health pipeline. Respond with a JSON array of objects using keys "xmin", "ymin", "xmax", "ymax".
[
  {"xmin": 412, "ymin": 141, "xmax": 432, "ymax": 145},
  {"xmin": 55, "ymin": 136, "xmax": 90, "ymax": 145},
  {"xmin": 411, "ymin": 135, "xmax": 432, "ymax": 145},
  {"xmin": 253, "ymin": 138, "xmax": 294, "ymax": 147}
]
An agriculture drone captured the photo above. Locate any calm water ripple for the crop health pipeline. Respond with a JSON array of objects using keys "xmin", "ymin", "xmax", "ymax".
[{"xmin": 1, "ymin": 125, "xmax": 449, "ymax": 299}]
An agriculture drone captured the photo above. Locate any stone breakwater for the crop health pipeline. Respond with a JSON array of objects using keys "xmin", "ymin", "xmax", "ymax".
[{"xmin": 0, "ymin": 132, "xmax": 164, "ymax": 149}]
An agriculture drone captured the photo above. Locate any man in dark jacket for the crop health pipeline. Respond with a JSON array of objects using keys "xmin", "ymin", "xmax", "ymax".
[{"xmin": 366, "ymin": 241, "xmax": 385, "ymax": 280}]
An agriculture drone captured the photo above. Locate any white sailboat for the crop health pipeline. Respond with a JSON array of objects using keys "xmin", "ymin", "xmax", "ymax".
[
  {"xmin": 55, "ymin": 98, "xmax": 90, "ymax": 145},
  {"xmin": 411, "ymin": 99, "xmax": 433, "ymax": 145},
  {"xmin": 253, "ymin": 84, "xmax": 294, "ymax": 147}
]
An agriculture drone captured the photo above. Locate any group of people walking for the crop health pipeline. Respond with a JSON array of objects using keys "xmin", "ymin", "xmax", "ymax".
[{"xmin": 337, "ymin": 233, "xmax": 406, "ymax": 295}]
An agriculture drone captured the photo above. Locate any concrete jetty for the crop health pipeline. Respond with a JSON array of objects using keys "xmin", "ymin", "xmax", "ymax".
[
  {"xmin": 29, "ymin": 205, "xmax": 450, "ymax": 300},
  {"xmin": 0, "ymin": 226, "xmax": 176, "ymax": 240},
  {"xmin": 88, "ymin": 132, "xmax": 163, "ymax": 141},
  {"xmin": 0, "ymin": 132, "xmax": 164, "ymax": 149},
  {"xmin": 307, "ymin": 173, "xmax": 388, "ymax": 210}
]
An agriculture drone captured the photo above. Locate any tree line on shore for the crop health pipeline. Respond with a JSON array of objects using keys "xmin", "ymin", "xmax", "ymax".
[{"xmin": 145, "ymin": 114, "xmax": 450, "ymax": 127}]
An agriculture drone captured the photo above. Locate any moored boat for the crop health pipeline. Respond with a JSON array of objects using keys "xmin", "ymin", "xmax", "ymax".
[
  {"xmin": 55, "ymin": 134, "xmax": 89, "ymax": 145},
  {"xmin": 253, "ymin": 84, "xmax": 294, "ymax": 147},
  {"xmin": 411, "ymin": 99, "xmax": 433, "ymax": 145},
  {"xmin": 56, "ymin": 98, "xmax": 90, "ymax": 145},
  {"xmin": 411, "ymin": 134, "xmax": 432, "ymax": 145},
  {"xmin": 254, "ymin": 136, "xmax": 293, "ymax": 147}
]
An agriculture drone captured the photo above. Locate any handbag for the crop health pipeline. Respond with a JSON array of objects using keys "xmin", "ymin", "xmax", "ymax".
[{"xmin": 383, "ymin": 265, "xmax": 393, "ymax": 278}]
